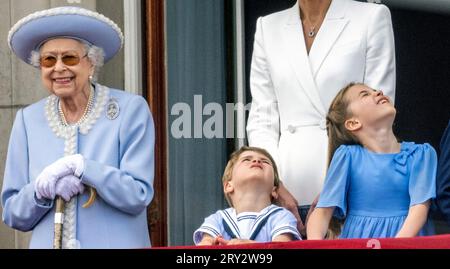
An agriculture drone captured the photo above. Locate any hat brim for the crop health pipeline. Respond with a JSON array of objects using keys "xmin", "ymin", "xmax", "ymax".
[{"xmin": 9, "ymin": 8, "xmax": 123, "ymax": 65}]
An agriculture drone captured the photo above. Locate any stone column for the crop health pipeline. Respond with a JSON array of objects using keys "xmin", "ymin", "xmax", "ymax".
[{"xmin": 0, "ymin": 0, "xmax": 14, "ymax": 249}]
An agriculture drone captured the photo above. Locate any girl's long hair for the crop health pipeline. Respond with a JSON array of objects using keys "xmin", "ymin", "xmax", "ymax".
[
  {"xmin": 326, "ymin": 82, "xmax": 361, "ymax": 166},
  {"xmin": 324, "ymin": 82, "xmax": 362, "ymax": 239}
]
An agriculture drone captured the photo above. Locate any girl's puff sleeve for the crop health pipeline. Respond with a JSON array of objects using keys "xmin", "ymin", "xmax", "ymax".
[
  {"xmin": 316, "ymin": 145, "xmax": 352, "ymax": 219},
  {"xmin": 409, "ymin": 143, "xmax": 437, "ymax": 207}
]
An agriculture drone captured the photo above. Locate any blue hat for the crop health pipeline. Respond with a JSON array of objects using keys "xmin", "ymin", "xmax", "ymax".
[{"xmin": 8, "ymin": 6, "xmax": 124, "ymax": 65}]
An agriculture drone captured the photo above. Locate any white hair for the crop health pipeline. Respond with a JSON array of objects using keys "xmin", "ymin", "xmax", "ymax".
[{"xmin": 29, "ymin": 39, "xmax": 105, "ymax": 82}]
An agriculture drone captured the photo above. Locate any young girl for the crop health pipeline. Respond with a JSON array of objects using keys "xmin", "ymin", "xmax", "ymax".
[
  {"xmin": 193, "ymin": 146, "xmax": 301, "ymax": 245},
  {"xmin": 307, "ymin": 83, "xmax": 437, "ymax": 239}
]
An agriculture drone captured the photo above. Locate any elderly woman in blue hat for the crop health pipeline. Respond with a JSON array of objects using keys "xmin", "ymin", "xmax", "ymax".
[{"xmin": 1, "ymin": 7, "xmax": 155, "ymax": 249}]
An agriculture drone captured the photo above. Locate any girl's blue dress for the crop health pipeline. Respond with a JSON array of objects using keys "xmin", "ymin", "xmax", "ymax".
[{"xmin": 317, "ymin": 142, "xmax": 437, "ymax": 239}]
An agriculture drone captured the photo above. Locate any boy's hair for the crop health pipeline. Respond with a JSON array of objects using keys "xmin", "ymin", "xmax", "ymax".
[
  {"xmin": 222, "ymin": 146, "xmax": 280, "ymax": 207},
  {"xmin": 326, "ymin": 82, "xmax": 362, "ymax": 166}
]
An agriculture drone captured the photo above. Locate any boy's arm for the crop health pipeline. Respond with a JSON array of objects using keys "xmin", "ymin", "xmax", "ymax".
[
  {"xmin": 216, "ymin": 237, "xmax": 257, "ymax": 245},
  {"xmin": 306, "ymin": 207, "xmax": 335, "ymax": 240},
  {"xmin": 197, "ymin": 234, "xmax": 217, "ymax": 246},
  {"xmin": 396, "ymin": 201, "xmax": 430, "ymax": 238},
  {"xmin": 272, "ymin": 233, "xmax": 295, "ymax": 242}
]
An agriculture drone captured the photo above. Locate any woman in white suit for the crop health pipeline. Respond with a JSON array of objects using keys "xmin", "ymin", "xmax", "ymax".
[{"xmin": 247, "ymin": 0, "xmax": 396, "ymax": 236}]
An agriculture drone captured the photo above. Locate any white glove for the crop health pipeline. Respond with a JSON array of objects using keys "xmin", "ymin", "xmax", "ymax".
[
  {"xmin": 35, "ymin": 154, "xmax": 85, "ymax": 200},
  {"xmin": 55, "ymin": 175, "xmax": 85, "ymax": 202}
]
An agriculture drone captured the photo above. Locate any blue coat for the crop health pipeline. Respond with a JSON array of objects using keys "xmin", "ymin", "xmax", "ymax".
[
  {"xmin": 1, "ymin": 85, "xmax": 155, "ymax": 249},
  {"xmin": 437, "ymin": 120, "xmax": 450, "ymax": 225}
]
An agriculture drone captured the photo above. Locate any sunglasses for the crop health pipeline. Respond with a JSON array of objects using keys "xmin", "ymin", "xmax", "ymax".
[{"xmin": 40, "ymin": 53, "xmax": 88, "ymax": 68}]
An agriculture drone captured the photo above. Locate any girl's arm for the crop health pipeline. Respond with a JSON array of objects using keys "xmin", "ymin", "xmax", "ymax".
[
  {"xmin": 306, "ymin": 207, "xmax": 335, "ymax": 240},
  {"xmin": 396, "ymin": 201, "xmax": 430, "ymax": 238}
]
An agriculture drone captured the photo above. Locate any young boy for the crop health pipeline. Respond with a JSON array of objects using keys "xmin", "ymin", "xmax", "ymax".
[{"xmin": 193, "ymin": 146, "xmax": 301, "ymax": 245}]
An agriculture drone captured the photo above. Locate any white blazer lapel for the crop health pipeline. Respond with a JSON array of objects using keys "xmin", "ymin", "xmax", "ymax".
[
  {"xmin": 283, "ymin": 2, "xmax": 327, "ymax": 117},
  {"xmin": 309, "ymin": 0, "xmax": 349, "ymax": 77}
]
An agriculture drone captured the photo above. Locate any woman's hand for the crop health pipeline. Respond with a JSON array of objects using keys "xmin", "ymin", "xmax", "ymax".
[
  {"xmin": 34, "ymin": 154, "xmax": 85, "ymax": 200},
  {"xmin": 275, "ymin": 183, "xmax": 305, "ymax": 237},
  {"xmin": 55, "ymin": 175, "xmax": 85, "ymax": 202}
]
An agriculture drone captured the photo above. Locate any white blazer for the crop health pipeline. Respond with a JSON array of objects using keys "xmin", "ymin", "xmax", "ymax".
[{"xmin": 247, "ymin": 0, "xmax": 396, "ymax": 206}]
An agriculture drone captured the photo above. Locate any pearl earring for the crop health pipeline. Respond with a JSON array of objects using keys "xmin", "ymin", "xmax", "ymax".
[{"xmin": 89, "ymin": 75, "xmax": 93, "ymax": 82}]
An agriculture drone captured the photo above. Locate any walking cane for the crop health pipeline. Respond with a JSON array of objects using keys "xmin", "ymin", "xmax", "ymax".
[
  {"xmin": 53, "ymin": 197, "xmax": 65, "ymax": 249},
  {"xmin": 53, "ymin": 188, "xmax": 97, "ymax": 249}
]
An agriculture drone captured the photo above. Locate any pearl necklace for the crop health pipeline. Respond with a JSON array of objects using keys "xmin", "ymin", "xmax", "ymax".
[{"xmin": 59, "ymin": 85, "xmax": 95, "ymax": 126}]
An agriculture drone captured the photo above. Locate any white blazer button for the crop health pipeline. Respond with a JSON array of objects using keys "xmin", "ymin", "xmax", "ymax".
[
  {"xmin": 288, "ymin": 125, "xmax": 296, "ymax": 133},
  {"xmin": 319, "ymin": 120, "xmax": 327, "ymax": 130}
]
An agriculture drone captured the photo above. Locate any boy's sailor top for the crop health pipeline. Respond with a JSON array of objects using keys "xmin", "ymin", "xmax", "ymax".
[{"xmin": 193, "ymin": 204, "xmax": 301, "ymax": 244}]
